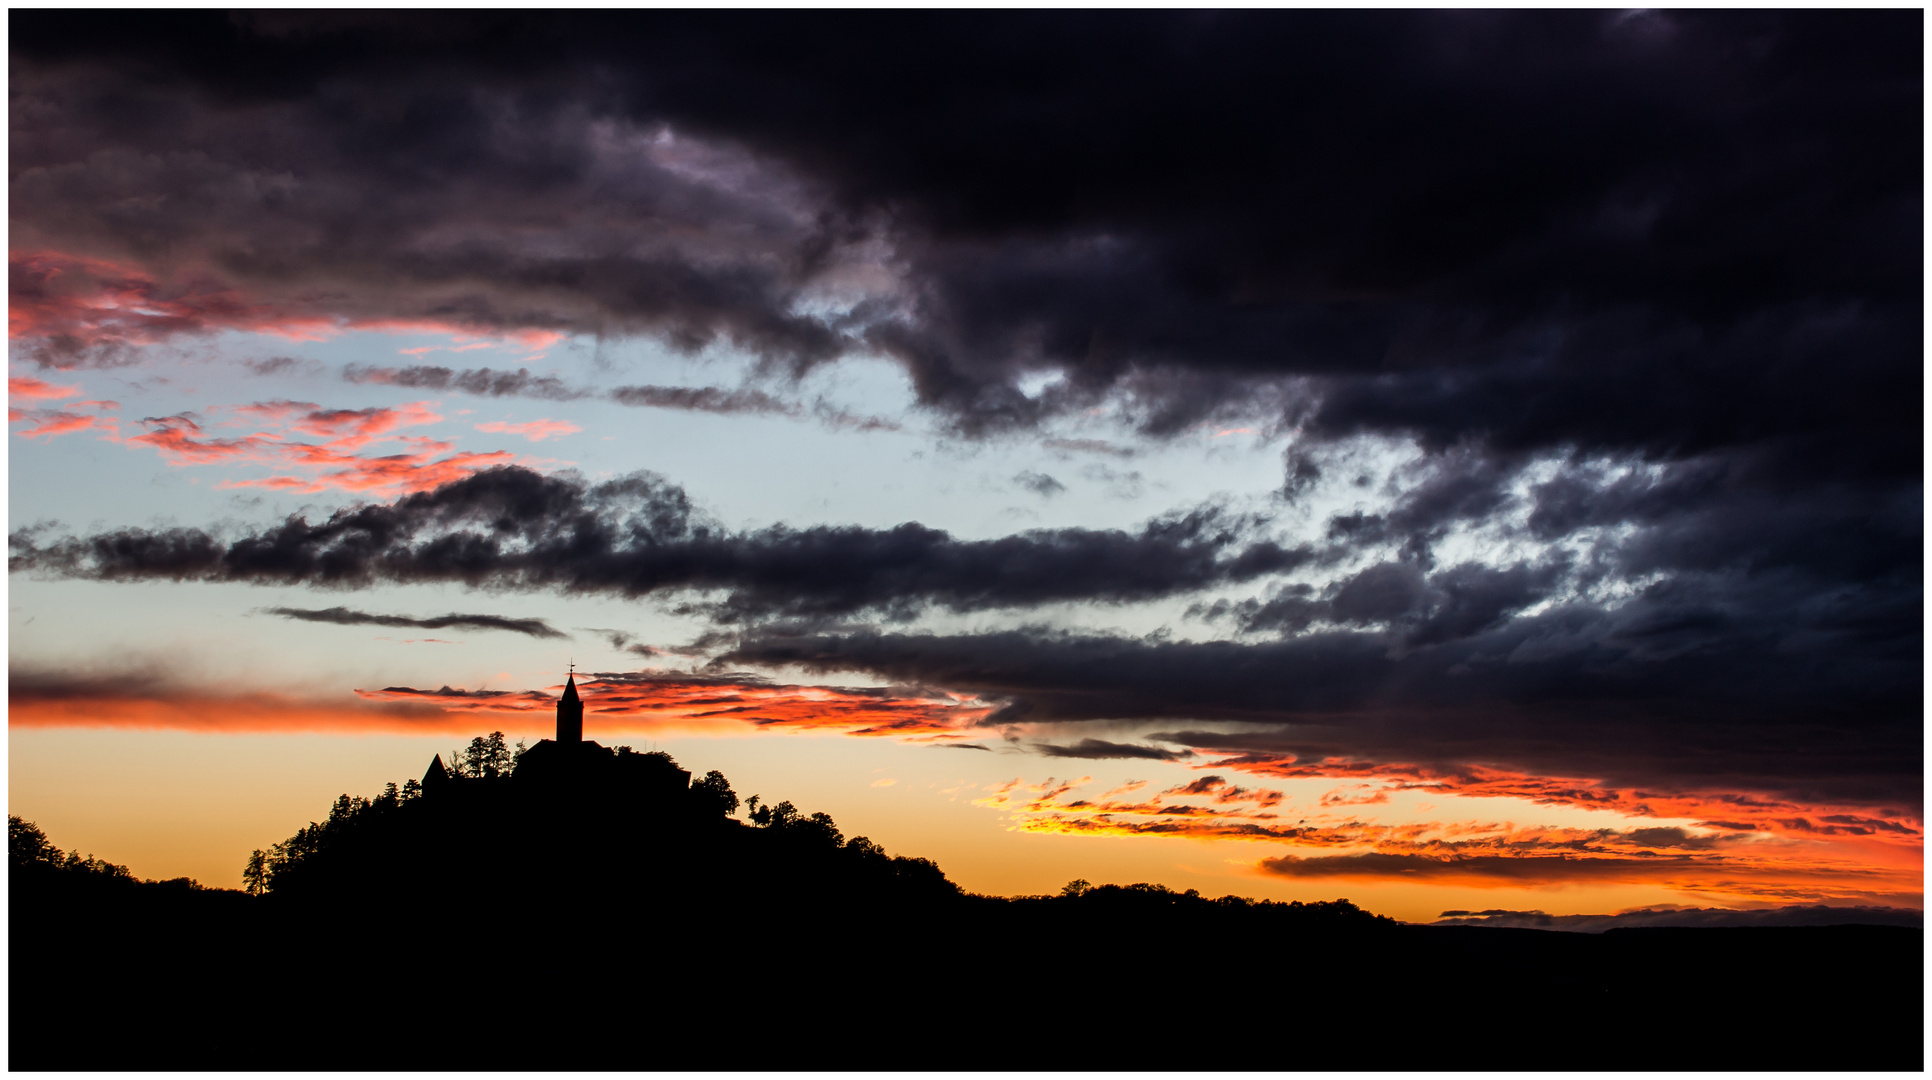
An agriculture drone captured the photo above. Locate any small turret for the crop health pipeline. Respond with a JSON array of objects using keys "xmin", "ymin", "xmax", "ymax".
[{"xmin": 422, "ymin": 753, "xmax": 450, "ymax": 795}]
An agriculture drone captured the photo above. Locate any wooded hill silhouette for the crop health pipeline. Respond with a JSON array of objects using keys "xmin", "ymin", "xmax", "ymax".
[
  {"xmin": 11, "ymin": 711, "xmax": 1923, "ymax": 1072},
  {"xmin": 239, "ymin": 674, "xmax": 968, "ymax": 918}
]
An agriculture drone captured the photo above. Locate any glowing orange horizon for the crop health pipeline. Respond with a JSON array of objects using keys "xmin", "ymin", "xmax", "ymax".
[
  {"xmin": 12, "ymin": 671, "xmax": 1918, "ymax": 909},
  {"xmin": 11, "ymin": 672, "xmax": 998, "ymax": 744},
  {"xmin": 1191, "ymin": 752, "xmax": 1922, "ymax": 848},
  {"xmin": 971, "ymin": 770, "xmax": 1921, "ymax": 906},
  {"xmin": 355, "ymin": 672, "xmax": 998, "ymax": 740}
]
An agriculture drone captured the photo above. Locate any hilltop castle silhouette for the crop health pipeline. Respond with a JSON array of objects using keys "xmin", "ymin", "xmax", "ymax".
[{"xmin": 419, "ymin": 671, "xmax": 692, "ymax": 798}]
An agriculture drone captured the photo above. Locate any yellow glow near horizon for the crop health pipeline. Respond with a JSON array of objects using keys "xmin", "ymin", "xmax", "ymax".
[{"xmin": 12, "ymin": 724, "xmax": 1919, "ymax": 925}]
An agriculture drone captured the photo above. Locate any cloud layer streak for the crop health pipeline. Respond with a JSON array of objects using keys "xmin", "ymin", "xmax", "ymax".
[
  {"xmin": 263, "ymin": 606, "xmax": 567, "ymax": 639},
  {"xmin": 11, "ymin": 466, "xmax": 1303, "ymax": 622}
]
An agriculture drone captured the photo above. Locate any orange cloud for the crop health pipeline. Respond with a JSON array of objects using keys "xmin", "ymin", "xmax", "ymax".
[
  {"xmin": 475, "ymin": 419, "xmax": 582, "ymax": 442},
  {"xmin": 1250, "ymin": 847, "xmax": 1923, "ymax": 905},
  {"xmin": 1161, "ymin": 775, "xmax": 1287, "ymax": 807},
  {"xmin": 1320, "ymin": 783, "xmax": 1392, "ymax": 808},
  {"xmin": 351, "ymin": 671, "xmax": 997, "ymax": 741},
  {"xmin": 13, "ymin": 668, "xmax": 999, "ymax": 744},
  {"xmin": 1201, "ymin": 752, "xmax": 1923, "ymax": 847},
  {"xmin": 10, "ymin": 684, "xmax": 509, "ymax": 736},
  {"xmin": 971, "ymin": 764, "xmax": 1922, "ymax": 906}
]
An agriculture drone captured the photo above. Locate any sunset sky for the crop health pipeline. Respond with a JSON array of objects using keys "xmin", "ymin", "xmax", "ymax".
[{"xmin": 8, "ymin": 11, "xmax": 1920, "ymax": 925}]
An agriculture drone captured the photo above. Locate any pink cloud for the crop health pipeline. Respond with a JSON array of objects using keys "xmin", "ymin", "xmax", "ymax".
[
  {"xmin": 10, "ymin": 251, "xmax": 338, "ymax": 349},
  {"xmin": 474, "ymin": 419, "xmax": 582, "ymax": 442},
  {"xmin": 506, "ymin": 330, "xmax": 565, "ymax": 350},
  {"xmin": 10, "ymin": 251, "xmax": 572, "ymax": 361},
  {"xmin": 226, "ymin": 399, "xmax": 321, "ymax": 425},
  {"xmin": 125, "ymin": 416, "xmax": 281, "ymax": 464},
  {"xmin": 290, "ymin": 402, "xmax": 442, "ymax": 447},
  {"xmin": 9, "ymin": 376, "xmax": 79, "ymax": 401},
  {"xmin": 223, "ymin": 447, "xmax": 517, "ymax": 495},
  {"xmin": 8, "ymin": 377, "xmax": 121, "ymax": 441},
  {"xmin": 118, "ymin": 398, "xmax": 527, "ymax": 494},
  {"xmin": 14, "ymin": 411, "xmax": 113, "ymax": 440}
]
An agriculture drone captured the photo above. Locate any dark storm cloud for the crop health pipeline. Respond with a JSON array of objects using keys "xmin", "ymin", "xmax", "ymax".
[
  {"xmin": 1034, "ymin": 739, "xmax": 1193, "ymax": 761},
  {"xmin": 262, "ymin": 606, "xmax": 567, "ymax": 639},
  {"xmin": 10, "ymin": 466, "xmax": 1306, "ymax": 623},
  {"xmin": 19, "ymin": 16, "xmax": 1899, "ymax": 591},
  {"xmin": 715, "ymin": 607, "xmax": 1920, "ymax": 808},
  {"xmin": 9, "ymin": 12, "xmax": 1914, "ymax": 454},
  {"xmin": 1191, "ymin": 556, "xmax": 1570, "ymax": 645}
]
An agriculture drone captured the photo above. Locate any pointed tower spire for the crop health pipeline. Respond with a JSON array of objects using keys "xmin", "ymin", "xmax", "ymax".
[{"xmin": 556, "ymin": 665, "xmax": 584, "ymax": 743}]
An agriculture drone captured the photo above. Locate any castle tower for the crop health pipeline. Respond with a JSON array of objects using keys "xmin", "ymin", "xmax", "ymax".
[{"xmin": 557, "ymin": 671, "xmax": 584, "ymax": 743}]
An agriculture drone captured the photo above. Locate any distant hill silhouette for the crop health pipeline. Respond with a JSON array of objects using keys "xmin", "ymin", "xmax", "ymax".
[{"xmin": 10, "ymin": 733, "xmax": 1923, "ymax": 1071}]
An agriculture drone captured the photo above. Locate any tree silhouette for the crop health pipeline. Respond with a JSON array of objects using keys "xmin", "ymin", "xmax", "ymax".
[
  {"xmin": 801, "ymin": 811, "xmax": 843, "ymax": 849},
  {"xmin": 242, "ymin": 849, "xmax": 269, "ymax": 895},
  {"xmin": 10, "ymin": 814, "xmax": 138, "ymax": 881},
  {"xmin": 764, "ymin": 800, "xmax": 799, "ymax": 829},
  {"xmin": 690, "ymin": 770, "xmax": 739, "ymax": 816},
  {"xmin": 10, "ymin": 814, "xmax": 61, "ymax": 869},
  {"xmin": 458, "ymin": 731, "xmax": 514, "ymax": 779}
]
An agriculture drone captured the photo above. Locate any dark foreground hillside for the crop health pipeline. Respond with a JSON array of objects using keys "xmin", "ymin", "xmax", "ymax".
[{"xmin": 12, "ymin": 761, "xmax": 1923, "ymax": 1072}]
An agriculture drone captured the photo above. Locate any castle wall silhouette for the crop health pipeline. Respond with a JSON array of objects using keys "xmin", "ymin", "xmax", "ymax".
[{"xmin": 420, "ymin": 672, "xmax": 691, "ymax": 798}]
